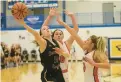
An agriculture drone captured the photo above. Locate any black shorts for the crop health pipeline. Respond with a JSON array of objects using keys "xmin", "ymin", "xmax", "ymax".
[{"xmin": 41, "ymin": 67, "xmax": 65, "ymax": 82}]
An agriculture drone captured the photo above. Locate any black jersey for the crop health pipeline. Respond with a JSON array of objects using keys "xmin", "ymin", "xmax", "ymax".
[
  {"xmin": 40, "ymin": 39, "xmax": 65, "ymax": 82},
  {"xmin": 40, "ymin": 39, "xmax": 60, "ymax": 71}
]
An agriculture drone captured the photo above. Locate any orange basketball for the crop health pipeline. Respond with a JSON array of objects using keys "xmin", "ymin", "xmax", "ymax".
[{"xmin": 11, "ymin": 2, "xmax": 28, "ymax": 19}]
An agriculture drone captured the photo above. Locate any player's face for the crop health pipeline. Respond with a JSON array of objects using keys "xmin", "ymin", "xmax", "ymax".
[
  {"xmin": 41, "ymin": 26, "xmax": 52, "ymax": 37},
  {"xmin": 53, "ymin": 30, "xmax": 64, "ymax": 42},
  {"xmin": 83, "ymin": 38, "xmax": 93, "ymax": 50}
]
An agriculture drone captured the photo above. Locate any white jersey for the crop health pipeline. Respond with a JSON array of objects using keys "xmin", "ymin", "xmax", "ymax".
[
  {"xmin": 59, "ymin": 41, "xmax": 70, "ymax": 72},
  {"xmin": 59, "ymin": 41, "xmax": 70, "ymax": 82},
  {"xmin": 83, "ymin": 51, "xmax": 102, "ymax": 82}
]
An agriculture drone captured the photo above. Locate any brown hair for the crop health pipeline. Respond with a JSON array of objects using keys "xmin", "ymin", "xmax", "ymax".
[
  {"xmin": 90, "ymin": 35, "xmax": 98, "ymax": 50},
  {"xmin": 52, "ymin": 29, "xmax": 64, "ymax": 38},
  {"xmin": 39, "ymin": 29, "xmax": 42, "ymax": 36}
]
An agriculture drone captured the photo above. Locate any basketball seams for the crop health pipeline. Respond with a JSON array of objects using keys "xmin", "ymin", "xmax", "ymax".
[
  {"xmin": 16, "ymin": 2, "xmax": 21, "ymax": 19},
  {"xmin": 22, "ymin": 4, "xmax": 27, "ymax": 10},
  {"xmin": 23, "ymin": 10, "xmax": 28, "ymax": 17},
  {"xmin": 21, "ymin": 3, "xmax": 27, "ymax": 18},
  {"xmin": 21, "ymin": 11, "xmax": 24, "ymax": 18},
  {"xmin": 20, "ymin": 3, "xmax": 23, "ymax": 10},
  {"xmin": 16, "ymin": 2, "xmax": 19, "ymax": 10},
  {"xmin": 12, "ymin": 9, "xmax": 19, "ymax": 16},
  {"xmin": 18, "ymin": 3, "xmax": 23, "ymax": 18},
  {"xmin": 20, "ymin": 3, "xmax": 24, "ymax": 19},
  {"xmin": 12, "ymin": 2, "xmax": 20, "ymax": 18},
  {"xmin": 11, "ymin": 2, "xmax": 28, "ymax": 19}
]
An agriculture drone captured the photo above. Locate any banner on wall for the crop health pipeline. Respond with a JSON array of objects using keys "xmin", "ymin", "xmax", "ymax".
[
  {"xmin": 24, "ymin": 15, "xmax": 44, "ymax": 28},
  {"xmin": 108, "ymin": 38, "xmax": 121, "ymax": 60},
  {"xmin": 6, "ymin": 15, "xmax": 44, "ymax": 28},
  {"xmin": 8, "ymin": 0, "xmax": 58, "ymax": 9}
]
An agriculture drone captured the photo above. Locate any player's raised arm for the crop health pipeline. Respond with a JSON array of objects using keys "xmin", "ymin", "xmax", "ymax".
[
  {"xmin": 12, "ymin": 2, "xmax": 46, "ymax": 49},
  {"xmin": 14, "ymin": 18, "xmax": 46, "ymax": 50},
  {"xmin": 64, "ymin": 11, "xmax": 79, "ymax": 50},
  {"xmin": 57, "ymin": 13, "xmax": 85, "ymax": 50},
  {"xmin": 42, "ymin": 8, "xmax": 57, "ymax": 27}
]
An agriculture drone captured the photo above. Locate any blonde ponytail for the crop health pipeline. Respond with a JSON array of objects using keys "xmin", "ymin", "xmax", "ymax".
[
  {"xmin": 97, "ymin": 37, "xmax": 106, "ymax": 52},
  {"xmin": 93, "ymin": 37, "xmax": 107, "ymax": 63}
]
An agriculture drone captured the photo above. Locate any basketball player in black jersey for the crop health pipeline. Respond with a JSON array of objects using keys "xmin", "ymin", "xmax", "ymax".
[{"xmin": 14, "ymin": 8, "xmax": 70, "ymax": 82}]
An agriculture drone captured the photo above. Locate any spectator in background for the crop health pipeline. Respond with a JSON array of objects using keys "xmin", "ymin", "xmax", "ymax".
[
  {"xmin": 10, "ymin": 44, "xmax": 16, "ymax": 66},
  {"xmin": 31, "ymin": 49, "xmax": 37, "ymax": 62},
  {"xmin": 22, "ymin": 48, "xmax": 29, "ymax": 63},
  {"xmin": 15, "ymin": 44, "xmax": 22, "ymax": 66},
  {"xmin": 3, "ymin": 44, "xmax": 10, "ymax": 68}
]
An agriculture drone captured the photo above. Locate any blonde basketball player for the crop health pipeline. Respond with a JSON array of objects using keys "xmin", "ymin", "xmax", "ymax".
[{"xmin": 57, "ymin": 15, "xmax": 110, "ymax": 82}]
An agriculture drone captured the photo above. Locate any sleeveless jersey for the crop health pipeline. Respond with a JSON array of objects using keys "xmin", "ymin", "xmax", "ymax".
[
  {"xmin": 59, "ymin": 41, "xmax": 70, "ymax": 73},
  {"xmin": 83, "ymin": 51, "xmax": 102, "ymax": 82},
  {"xmin": 40, "ymin": 39, "xmax": 60, "ymax": 71}
]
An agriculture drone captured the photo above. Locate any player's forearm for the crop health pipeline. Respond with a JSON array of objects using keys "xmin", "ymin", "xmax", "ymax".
[
  {"xmin": 21, "ymin": 21, "xmax": 38, "ymax": 36},
  {"xmin": 70, "ymin": 15, "xmax": 79, "ymax": 32},
  {"xmin": 94, "ymin": 63, "xmax": 110, "ymax": 69},
  {"xmin": 42, "ymin": 15, "xmax": 53, "ymax": 26},
  {"xmin": 65, "ymin": 15, "xmax": 79, "ymax": 48},
  {"xmin": 61, "ymin": 52, "xmax": 69, "ymax": 58},
  {"xmin": 60, "ymin": 21, "xmax": 73, "ymax": 34},
  {"xmin": 62, "ymin": 22, "xmax": 84, "ymax": 49}
]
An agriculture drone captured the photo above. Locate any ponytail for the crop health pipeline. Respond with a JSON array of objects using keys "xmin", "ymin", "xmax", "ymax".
[
  {"xmin": 93, "ymin": 37, "xmax": 107, "ymax": 63},
  {"xmin": 96, "ymin": 37, "xmax": 106, "ymax": 52}
]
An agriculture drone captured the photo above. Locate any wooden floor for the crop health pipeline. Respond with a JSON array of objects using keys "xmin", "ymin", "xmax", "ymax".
[{"xmin": 1, "ymin": 62, "xmax": 121, "ymax": 82}]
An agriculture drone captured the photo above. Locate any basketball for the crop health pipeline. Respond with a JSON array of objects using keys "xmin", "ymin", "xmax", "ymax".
[{"xmin": 11, "ymin": 2, "xmax": 28, "ymax": 19}]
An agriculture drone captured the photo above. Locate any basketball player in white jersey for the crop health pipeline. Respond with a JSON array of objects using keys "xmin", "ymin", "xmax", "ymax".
[
  {"xmin": 56, "ymin": 14, "xmax": 110, "ymax": 82},
  {"xmin": 52, "ymin": 11, "xmax": 78, "ymax": 82}
]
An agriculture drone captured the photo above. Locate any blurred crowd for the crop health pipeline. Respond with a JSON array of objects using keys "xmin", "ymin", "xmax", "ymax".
[{"xmin": 0, "ymin": 42, "xmax": 38, "ymax": 69}]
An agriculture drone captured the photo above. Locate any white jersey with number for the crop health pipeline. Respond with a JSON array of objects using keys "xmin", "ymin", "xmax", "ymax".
[{"xmin": 83, "ymin": 50, "xmax": 102, "ymax": 82}]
